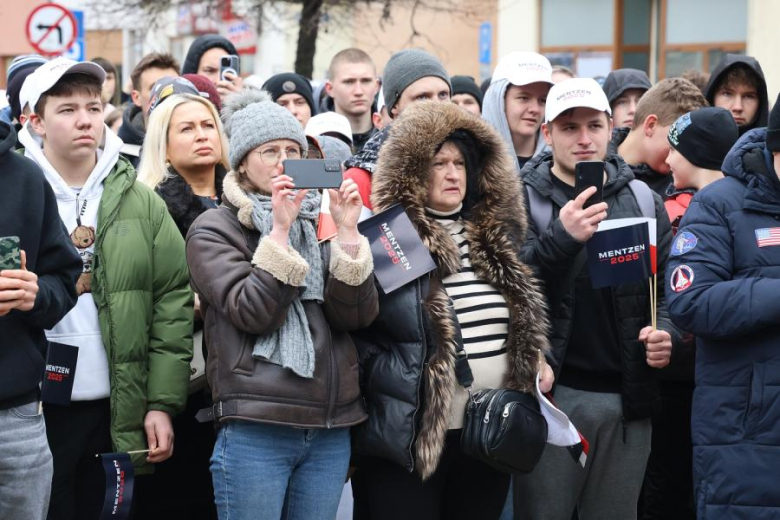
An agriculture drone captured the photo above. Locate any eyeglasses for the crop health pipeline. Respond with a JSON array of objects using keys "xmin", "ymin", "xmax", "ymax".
[
  {"xmin": 306, "ymin": 147, "xmax": 323, "ymax": 159},
  {"xmin": 258, "ymin": 146, "xmax": 302, "ymax": 166}
]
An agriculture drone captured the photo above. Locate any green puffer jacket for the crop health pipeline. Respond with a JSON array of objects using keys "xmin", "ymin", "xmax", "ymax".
[{"xmin": 91, "ymin": 157, "xmax": 193, "ymax": 473}]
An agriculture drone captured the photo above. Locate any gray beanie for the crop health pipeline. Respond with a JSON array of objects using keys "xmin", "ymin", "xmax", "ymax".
[
  {"xmin": 382, "ymin": 49, "xmax": 451, "ymax": 114},
  {"xmin": 221, "ymin": 87, "xmax": 308, "ymax": 170}
]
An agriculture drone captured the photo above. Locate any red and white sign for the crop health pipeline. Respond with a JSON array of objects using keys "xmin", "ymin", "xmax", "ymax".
[
  {"xmin": 26, "ymin": 3, "xmax": 77, "ymax": 56},
  {"xmin": 225, "ymin": 19, "xmax": 257, "ymax": 54}
]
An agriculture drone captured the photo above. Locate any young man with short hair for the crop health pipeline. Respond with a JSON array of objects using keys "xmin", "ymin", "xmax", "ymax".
[
  {"xmin": 325, "ymin": 48, "xmax": 380, "ymax": 151},
  {"xmin": 0, "ymin": 118, "xmax": 81, "ymax": 520},
  {"xmin": 514, "ymin": 78, "xmax": 679, "ymax": 520},
  {"xmin": 17, "ymin": 57, "xmax": 193, "ymax": 520},
  {"xmin": 705, "ymin": 54, "xmax": 768, "ymax": 136},
  {"xmin": 117, "ymin": 53, "xmax": 180, "ymax": 167},
  {"xmin": 602, "ymin": 68, "xmax": 652, "ymax": 129},
  {"xmin": 483, "ymin": 51, "xmax": 554, "ymax": 173},
  {"xmin": 612, "ymin": 78, "xmax": 707, "ymax": 197},
  {"xmin": 343, "ymin": 49, "xmax": 452, "ymax": 216}
]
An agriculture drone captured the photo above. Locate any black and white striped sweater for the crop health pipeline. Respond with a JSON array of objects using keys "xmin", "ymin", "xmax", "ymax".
[{"xmin": 429, "ymin": 207, "xmax": 510, "ymax": 429}]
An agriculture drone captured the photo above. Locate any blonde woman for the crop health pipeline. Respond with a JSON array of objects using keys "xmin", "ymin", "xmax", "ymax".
[
  {"xmin": 138, "ymin": 88, "xmax": 230, "ymax": 237},
  {"xmin": 134, "ymin": 83, "xmax": 229, "ymax": 520}
]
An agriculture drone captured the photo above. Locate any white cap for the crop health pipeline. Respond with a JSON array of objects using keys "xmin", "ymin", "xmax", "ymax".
[
  {"xmin": 491, "ymin": 52, "xmax": 553, "ymax": 87},
  {"xmin": 376, "ymin": 87, "xmax": 385, "ymax": 113},
  {"xmin": 545, "ymin": 78, "xmax": 611, "ymax": 124},
  {"xmin": 19, "ymin": 57, "xmax": 106, "ymax": 115},
  {"xmin": 305, "ymin": 111, "xmax": 353, "ymax": 144}
]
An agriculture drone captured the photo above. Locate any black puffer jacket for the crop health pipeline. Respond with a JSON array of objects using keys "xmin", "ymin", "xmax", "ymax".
[
  {"xmin": 520, "ymin": 152, "xmax": 681, "ymax": 420},
  {"xmin": 351, "ymin": 102, "xmax": 550, "ymax": 479}
]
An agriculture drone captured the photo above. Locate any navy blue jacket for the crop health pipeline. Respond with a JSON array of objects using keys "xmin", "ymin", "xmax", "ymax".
[{"xmin": 667, "ymin": 128, "xmax": 780, "ymax": 518}]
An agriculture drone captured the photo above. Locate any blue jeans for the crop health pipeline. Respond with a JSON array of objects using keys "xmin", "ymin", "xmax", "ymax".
[
  {"xmin": 0, "ymin": 401, "xmax": 53, "ymax": 520},
  {"xmin": 211, "ymin": 421, "xmax": 351, "ymax": 520}
]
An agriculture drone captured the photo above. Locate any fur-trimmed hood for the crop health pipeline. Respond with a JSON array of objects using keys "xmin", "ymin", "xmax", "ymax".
[{"xmin": 370, "ymin": 101, "xmax": 550, "ymax": 479}]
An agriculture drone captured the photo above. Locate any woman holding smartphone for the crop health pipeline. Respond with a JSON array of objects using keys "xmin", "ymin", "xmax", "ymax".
[{"xmin": 186, "ymin": 87, "xmax": 377, "ymax": 520}]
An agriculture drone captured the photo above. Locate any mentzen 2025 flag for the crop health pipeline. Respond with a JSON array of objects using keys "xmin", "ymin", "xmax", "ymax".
[
  {"xmin": 358, "ymin": 204, "xmax": 436, "ymax": 294},
  {"xmin": 99, "ymin": 452, "xmax": 135, "ymax": 520},
  {"xmin": 586, "ymin": 217, "xmax": 657, "ymax": 289}
]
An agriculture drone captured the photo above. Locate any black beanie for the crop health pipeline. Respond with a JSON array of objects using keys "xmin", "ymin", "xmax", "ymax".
[
  {"xmin": 262, "ymin": 73, "xmax": 316, "ymax": 116},
  {"xmin": 7, "ymin": 66, "xmax": 40, "ymax": 122},
  {"xmin": 450, "ymin": 75, "xmax": 483, "ymax": 109},
  {"xmin": 767, "ymin": 93, "xmax": 780, "ymax": 152},
  {"xmin": 668, "ymin": 107, "xmax": 739, "ymax": 170}
]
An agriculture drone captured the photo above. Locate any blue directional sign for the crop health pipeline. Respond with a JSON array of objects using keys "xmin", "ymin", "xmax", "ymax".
[
  {"xmin": 479, "ymin": 22, "xmax": 492, "ymax": 65},
  {"xmin": 62, "ymin": 10, "xmax": 84, "ymax": 62}
]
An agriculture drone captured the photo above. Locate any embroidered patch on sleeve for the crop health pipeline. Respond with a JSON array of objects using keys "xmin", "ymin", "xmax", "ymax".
[
  {"xmin": 755, "ymin": 228, "xmax": 780, "ymax": 248},
  {"xmin": 671, "ymin": 231, "xmax": 698, "ymax": 256},
  {"xmin": 670, "ymin": 265, "xmax": 694, "ymax": 293}
]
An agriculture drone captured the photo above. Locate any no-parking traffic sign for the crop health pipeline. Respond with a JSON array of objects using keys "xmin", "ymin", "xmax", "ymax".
[{"xmin": 26, "ymin": 3, "xmax": 77, "ymax": 57}]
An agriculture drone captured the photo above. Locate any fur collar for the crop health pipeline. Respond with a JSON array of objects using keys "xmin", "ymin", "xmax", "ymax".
[
  {"xmin": 221, "ymin": 170, "xmax": 256, "ymax": 229},
  {"xmin": 156, "ymin": 164, "xmax": 228, "ymax": 237},
  {"xmin": 372, "ymin": 101, "xmax": 550, "ymax": 479}
]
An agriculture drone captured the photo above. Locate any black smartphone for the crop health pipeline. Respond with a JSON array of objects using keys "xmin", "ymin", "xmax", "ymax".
[
  {"xmin": 283, "ymin": 159, "xmax": 343, "ymax": 189},
  {"xmin": 220, "ymin": 55, "xmax": 240, "ymax": 82},
  {"xmin": 574, "ymin": 161, "xmax": 605, "ymax": 208}
]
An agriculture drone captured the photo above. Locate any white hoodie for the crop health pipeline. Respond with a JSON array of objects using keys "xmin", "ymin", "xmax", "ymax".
[{"xmin": 19, "ymin": 124, "xmax": 124, "ymax": 400}]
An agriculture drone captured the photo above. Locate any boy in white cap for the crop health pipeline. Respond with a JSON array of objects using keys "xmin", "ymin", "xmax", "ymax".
[
  {"xmin": 17, "ymin": 58, "xmax": 192, "ymax": 520},
  {"xmin": 514, "ymin": 78, "xmax": 680, "ymax": 520},
  {"xmin": 482, "ymin": 51, "xmax": 554, "ymax": 172}
]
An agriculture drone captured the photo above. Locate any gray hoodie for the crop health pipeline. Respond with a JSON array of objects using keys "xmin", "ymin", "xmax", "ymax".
[{"xmin": 481, "ymin": 78, "xmax": 548, "ymax": 173}]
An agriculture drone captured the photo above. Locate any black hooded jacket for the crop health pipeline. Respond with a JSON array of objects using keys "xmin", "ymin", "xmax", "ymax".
[
  {"xmin": 705, "ymin": 54, "xmax": 769, "ymax": 136},
  {"xmin": 0, "ymin": 121, "xmax": 82, "ymax": 408},
  {"xmin": 117, "ymin": 103, "xmax": 145, "ymax": 169},
  {"xmin": 602, "ymin": 68, "xmax": 652, "ymax": 106},
  {"xmin": 181, "ymin": 35, "xmax": 237, "ymax": 75},
  {"xmin": 520, "ymin": 152, "xmax": 682, "ymax": 420}
]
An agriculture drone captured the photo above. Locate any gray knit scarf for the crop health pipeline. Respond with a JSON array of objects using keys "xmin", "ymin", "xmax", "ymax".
[{"xmin": 247, "ymin": 189, "xmax": 323, "ymax": 378}]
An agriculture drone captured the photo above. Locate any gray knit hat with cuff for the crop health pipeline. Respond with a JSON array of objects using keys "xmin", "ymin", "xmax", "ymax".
[
  {"xmin": 382, "ymin": 49, "xmax": 451, "ymax": 114},
  {"xmin": 221, "ymin": 86, "xmax": 308, "ymax": 171}
]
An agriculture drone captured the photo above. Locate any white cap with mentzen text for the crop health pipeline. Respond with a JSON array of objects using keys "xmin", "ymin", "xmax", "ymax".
[{"xmin": 544, "ymin": 77, "xmax": 612, "ymax": 124}]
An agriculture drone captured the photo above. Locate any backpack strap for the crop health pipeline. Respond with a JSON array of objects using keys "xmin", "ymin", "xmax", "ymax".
[
  {"xmin": 525, "ymin": 184, "xmax": 554, "ymax": 233},
  {"xmin": 628, "ymin": 179, "xmax": 656, "ymax": 219}
]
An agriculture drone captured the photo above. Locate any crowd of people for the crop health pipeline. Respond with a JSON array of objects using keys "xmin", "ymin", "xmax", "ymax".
[{"xmin": 1, "ymin": 33, "xmax": 779, "ymax": 520}]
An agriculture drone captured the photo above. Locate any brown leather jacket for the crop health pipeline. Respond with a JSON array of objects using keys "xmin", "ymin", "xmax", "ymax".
[{"xmin": 186, "ymin": 172, "xmax": 378, "ymax": 428}]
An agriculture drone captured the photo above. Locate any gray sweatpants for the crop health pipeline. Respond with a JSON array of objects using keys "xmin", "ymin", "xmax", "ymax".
[{"xmin": 513, "ymin": 385, "xmax": 651, "ymax": 520}]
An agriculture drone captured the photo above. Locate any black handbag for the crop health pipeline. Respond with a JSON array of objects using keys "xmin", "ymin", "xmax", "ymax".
[{"xmin": 460, "ymin": 387, "xmax": 548, "ymax": 474}]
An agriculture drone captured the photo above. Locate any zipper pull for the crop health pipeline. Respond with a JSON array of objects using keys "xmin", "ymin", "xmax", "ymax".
[{"xmin": 502, "ymin": 403, "xmax": 511, "ymax": 418}]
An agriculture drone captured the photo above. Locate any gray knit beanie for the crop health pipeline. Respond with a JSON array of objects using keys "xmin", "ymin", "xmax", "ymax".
[
  {"xmin": 382, "ymin": 49, "xmax": 451, "ymax": 114},
  {"xmin": 221, "ymin": 87, "xmax": 308, "ymax": 170}
]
